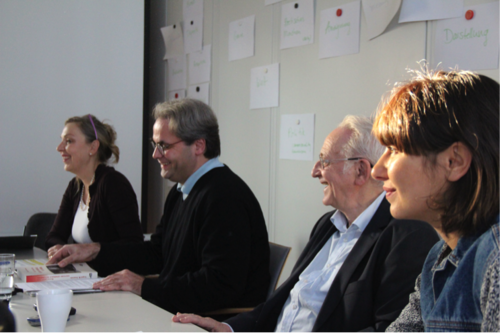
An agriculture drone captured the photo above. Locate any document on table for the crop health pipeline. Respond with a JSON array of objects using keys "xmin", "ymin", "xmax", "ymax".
[{"xmin": 17, "ymin": 278, "xmax": 103, "ymax": 292}]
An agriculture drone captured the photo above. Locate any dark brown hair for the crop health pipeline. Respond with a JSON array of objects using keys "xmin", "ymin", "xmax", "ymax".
[
  {"xmin": 65, "ymin": 114, "xmax": 120, "ymax": 164},
  {"xmin": 373, "ymin": 70, "xmax": 499, "ymax": 236}
]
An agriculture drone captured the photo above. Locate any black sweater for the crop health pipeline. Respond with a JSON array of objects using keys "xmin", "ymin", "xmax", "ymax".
[{"xmin": 91, "ymin": 165, "xmax": 270, "ymax": 314}]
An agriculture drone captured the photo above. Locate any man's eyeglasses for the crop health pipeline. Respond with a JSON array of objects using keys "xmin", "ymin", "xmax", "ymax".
[
  {"xmin": 318, "ymin": 155, "xmax": 372, "ymax": 169},
  {"xmin": 150, "ymin": 139, "xmax": 183, "ymax": 155}
]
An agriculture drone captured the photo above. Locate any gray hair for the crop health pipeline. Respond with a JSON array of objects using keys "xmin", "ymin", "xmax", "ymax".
[
  {"xmin": 152, "ymin": 99, "xmax": 221, "ymax": 159},
  {"xmin": 338, "ymin": 115, "xmax": 385, "ymax": 174}
]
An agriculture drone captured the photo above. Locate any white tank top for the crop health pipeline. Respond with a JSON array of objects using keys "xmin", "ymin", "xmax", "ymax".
[{"xmin": 72, "ymin": 192, "xmax": 93, "ymax": 244}]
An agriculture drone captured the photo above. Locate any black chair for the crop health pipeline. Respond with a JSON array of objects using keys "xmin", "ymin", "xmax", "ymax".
[
  {"xmin": 23, "ymin": 213, "xmax": 57, "ymax": 251},
  {"xmin": 203, "ymin": 241, "xmax": 291, "ymax": 317}
]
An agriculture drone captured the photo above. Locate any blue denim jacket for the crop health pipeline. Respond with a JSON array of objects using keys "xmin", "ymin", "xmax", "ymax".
[{"xmin": 420, "ymin": 216, "xmax": 499, "ymax": 332}]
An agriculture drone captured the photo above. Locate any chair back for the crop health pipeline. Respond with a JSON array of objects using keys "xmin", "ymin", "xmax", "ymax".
[
  {"xmin": 268, "ymin": 242, "xmax": 291, "ymax": 299},
  {"xmin": 23, "ymin": 213, "xmax": 57, "ymax": 250}
]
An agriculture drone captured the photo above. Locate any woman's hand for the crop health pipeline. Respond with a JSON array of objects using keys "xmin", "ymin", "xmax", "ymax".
[
  {"xmin": 172, "ymin": 313, "xmax": 232, "ymax": 332},
  {"xmin": 47, "ymin": 244, "xmax": 63, "ymax": 259}
]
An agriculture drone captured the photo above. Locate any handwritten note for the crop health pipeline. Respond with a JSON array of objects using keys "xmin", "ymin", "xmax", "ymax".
[
  {"xmin": 167, "ymin": 55, "xmax": 187, "ymax": 92},
  {"xmin": 184, "ymin": 15, "xmax": 203, "ymax": 54},
  {"xmin": 399, "ymin": 0, "xmax": 463, "ymax": 23},
  {"xmin": 183, "ymin": 0, "xmax": 203, "ymax": 20},
  {"xmin": 361, "ymin": 0, "xmax": 401, "ymax": 40},
  {"xmin": 280, "ymin": 0, "xmax": 314, "ymax": 50},
  {"xmin": 188, "ymin": 44, "xmax": 211, "ymax": 84},
  {"xmin": 167, "ymin": 89, "xmax": 186, "ymax": 101},
  {"xmin": 279, "ymin": 114, "xmax": 315, "ymax": 161},
  {"xmin": 187, "ymin": 82, "xmax": 209, "ymax": 105},
  {"xmin": 250, "ymin": 63, "xmax": 280, "ymax": 110},
  {"xmin": 160, "ymin": 23, "xmax": 184, "ymax": 60},
  {"xmin": 433, "ymin": 2, "xmax": 499, "ymax": 71},
  {"xmin": 319, "ymin": 1, "xmax": 361, "ymax": 59},
  {"xmin": 229, "ymin": 15, "xmax": 255, "ymax": 61}
]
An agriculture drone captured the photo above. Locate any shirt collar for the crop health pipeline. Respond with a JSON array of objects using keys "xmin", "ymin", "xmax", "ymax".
[
  {"xmin": 176, "ymin": 157, "xmax": 224, "ymax": 200},
  {"xmin": 330, "ymin": 191, "xmax": 386, "ymax": 234}
]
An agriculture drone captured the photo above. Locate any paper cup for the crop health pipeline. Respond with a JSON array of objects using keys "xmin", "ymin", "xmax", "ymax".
[{"xmin": 37, "ymin": 289, "xmax": 73, "ymax": 332}]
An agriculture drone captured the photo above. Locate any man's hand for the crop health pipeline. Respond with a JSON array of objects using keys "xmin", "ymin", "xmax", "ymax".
[
  {"xmin": 47, "ymin": 244, "xmax": 63, "ymax": 259},
  {"xmin": 46, "ymin": 243, "xmax": 101, "ymax": 267},
  {"xmin": 172, "ymin": 313, "xmax": 232, "ymax": 332},
  {"xmin": 92, "ymin": 269, "xmax": 144, "ymax": 295}
]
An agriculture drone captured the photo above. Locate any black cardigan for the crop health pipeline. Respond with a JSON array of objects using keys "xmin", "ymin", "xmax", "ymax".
[
  {"xmin": 45, "ymin": 164, "xmax": 143, "ymax": 249},
  {"xmin": 91, "ymin": 165, "xmax": 271, "ymax": 314}
]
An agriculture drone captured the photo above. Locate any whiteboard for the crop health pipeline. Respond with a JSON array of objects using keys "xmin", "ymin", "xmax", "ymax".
[{"xmin": 0, "ymin": 0, "xmax": 144, "ymax": 235}]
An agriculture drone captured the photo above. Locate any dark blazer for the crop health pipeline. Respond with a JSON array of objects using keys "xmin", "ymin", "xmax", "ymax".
[
  {"xmin": 226, "ymin": 199, "xmax": 439, "ymax": 332},
  {"xmin": 46, "ymin": 164, "xmax": 144, "ymax": 249}
]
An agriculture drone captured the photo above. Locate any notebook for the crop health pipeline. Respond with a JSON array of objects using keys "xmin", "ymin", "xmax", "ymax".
[{"xmin": 0, "ymin": 235, "xmax": 37, "ymax": 249}]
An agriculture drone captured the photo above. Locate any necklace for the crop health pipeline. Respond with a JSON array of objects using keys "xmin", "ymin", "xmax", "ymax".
[{"xmin": 80, "ymin": 174, "xmax": 95, "ymax": 210}]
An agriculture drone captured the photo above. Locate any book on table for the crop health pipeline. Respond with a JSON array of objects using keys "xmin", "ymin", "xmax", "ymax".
[{"xmin": 16, "ymin": 258, "xmax": 98, "ymax": 283}]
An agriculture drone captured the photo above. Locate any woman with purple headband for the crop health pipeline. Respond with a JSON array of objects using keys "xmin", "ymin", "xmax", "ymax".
[{"xmin": 46, "ymin": 114, "xmax": 143, "ymax": 257}]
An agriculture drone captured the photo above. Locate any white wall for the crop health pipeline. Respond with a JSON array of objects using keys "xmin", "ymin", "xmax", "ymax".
[
  {"xmin": 166, "ymin": 0, "xmax": 499, "ymax": 283},
  {"xmin": 0, "ymin": 0, "xmax": 144, "ymax": 235}
]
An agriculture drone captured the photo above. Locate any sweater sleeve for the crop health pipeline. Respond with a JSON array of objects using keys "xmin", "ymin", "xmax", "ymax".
[
  {"xmin": 45, "ymin": 179, "xmax": 78, "ymax": 249},
  {"xmin": 141, "ymin": 190, "xmax": 255, "ymax": 313},
  {"xmin": 386, "ymin": 275, "xmax": 425, "ymax": 332},
  {"xmin": 97, "ymin": 171, "xmax": 143, "ymax": 243}
]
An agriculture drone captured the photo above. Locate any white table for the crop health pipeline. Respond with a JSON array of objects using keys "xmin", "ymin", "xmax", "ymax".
[{"xmin": 7, "ymin": 248, "xmax": 205, "ymax": 332}]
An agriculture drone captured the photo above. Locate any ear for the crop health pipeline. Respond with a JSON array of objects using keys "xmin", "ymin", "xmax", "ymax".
[
  {"xmin": 354, "ymin": 159, "xmax": 372, "ymax": 186},
  {"xmin": 192, "ymin": 138, "xmax": 206, "ymax": 156},
  {"xmin": 89, "ymin": 140, "xmax": 100, "ymax": 156},
  {"xmin": 441, "ymin": 142, "xmax": 472, "ymax": 182}
]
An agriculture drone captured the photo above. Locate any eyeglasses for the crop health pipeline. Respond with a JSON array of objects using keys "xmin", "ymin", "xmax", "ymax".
[
  {"xmin": 150, "ymin": 138, "xmax": 183, "ymax": 155},
  {"xmin": 318, "ymin": 155, "xmax": 372, "ymax": 169}
]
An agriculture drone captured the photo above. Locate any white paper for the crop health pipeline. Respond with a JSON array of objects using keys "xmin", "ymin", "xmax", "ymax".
[
  {"xmin": 187, "ymin": 82, "xmax": 210, "ymax": 105},
  {"xmin": 188, "ymin": 44, "xmax": 211, "ymax": 84},
  {"xmin": 184, "ymin": 15, "xmax": 203, "ymax": 54},
  {"xmin": 279, "ymin": 114, "xmax": 315, "ymax": 161},
  {"xmin": 319, "ymin": 1, "xmax": 361, "ymax": 59},
  {"xmin": 250, "ymin": 63, "xmax": 280, "ymax": 110},
  {"xmin": 167, "ymin": 55, "xmax": 187, "ymax": 92},
  {"xmin": 280, "ymin": 0, "xmax": 315, "ymax": 50},
  {"xmin": 183, "ymin": 0, "xmax": 203, "ymax": 20},
  {"xmin": 265, "ymin": 0, "xmax": 283, "ymax": 5},
  {"xmin": 361, "ymin": 0, "xmax": 401, "ymax": 40},
  {"xmin": 433, "ymin": 2, "xmax": 499, "ymax": 71},
  {"xmin": 399, "ymin": 0, "xmax": 463, "ymax": 23},
  {"xmin": 229, "ymin": 15, "xmax": 255, "ymax": 61},
  {"xmin": 167, "ymin": 89, "xmax": 186, "ymax": 101},
  {"xmin": 16, "ymin": 278, "xmax": 103, "ymax": 292},
  {"xmin": 160, "ymin": 23, "xmax": 184, "ymax": 60}
]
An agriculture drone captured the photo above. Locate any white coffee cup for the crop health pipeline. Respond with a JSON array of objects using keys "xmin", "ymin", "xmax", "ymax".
[{"xmin": 37, "ymin": 289, "xmax": 73, "ymax": 332}]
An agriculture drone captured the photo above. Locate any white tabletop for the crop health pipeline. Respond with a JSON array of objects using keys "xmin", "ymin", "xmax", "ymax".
[{"xmin": 7, "ymin": 248, "xmax": 205, "ymax": 332}]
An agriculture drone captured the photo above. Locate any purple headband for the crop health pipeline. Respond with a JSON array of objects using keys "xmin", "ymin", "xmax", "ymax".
[{"xmin": 88, "ymin": 115, "xmax": 98, "ymax": 140}]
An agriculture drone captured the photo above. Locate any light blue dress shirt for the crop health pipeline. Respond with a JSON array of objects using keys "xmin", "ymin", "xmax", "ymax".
[
  {"xmin": 176, "ymin": 157, "xmax": 224, "ymax": 200},
  {"xmin": 274, "ymin": 192, "xmax": 386, "ymax": 332}
]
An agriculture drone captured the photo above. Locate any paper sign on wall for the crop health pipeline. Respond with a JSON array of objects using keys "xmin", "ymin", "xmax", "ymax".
[
  {"xmin": 160, "ymin": 23, "xmax": 184, "ymax": 60},
  {"xmin": 184, "ymin": 15, "xmax": 203, "ymax": 54},
  {"xmin": 279, "ymin": 114, "xmax": 315, "ymax": 161},
  {"xmin": 187, "ymin": 82, "xmax": 210, "ymax": 105},
  {"xmin": 167, "ymin": 55, "xmax": 187, "ymax": 92},
  {"xmin": 433, "ymin": 2, "xmax": 499, "ymax": 71},
  {"xmin": 399, "ymin": 0, "xmax": 463, "ymax": 23},
  {"xmin": 167, "ymin": 89, "xmax": 186, "ymax": 101},
  {"xmin": 250, "ymin": 63, "xmax": 280, "ymax": 110},
  {"xmin": 280, "ymin": 0, "xmax": 314, "ymax": 50},
  {"xmin": 229, "ymin": 15, "xmax": 255, "ymax": 61},
  {"xmin": 183, "ymin": 0, "xmax": 203, "ymax": 19},
  {"xmin": 319, "ymin": 1, "xmax": 361, "ymax": 59},
  {"xmin": 188, "ymin": 44, "xmax": 211, "ymax": 84},
  {"xmin": 361, "ymin": 0, "xmax": 401, "ymax": 40}
]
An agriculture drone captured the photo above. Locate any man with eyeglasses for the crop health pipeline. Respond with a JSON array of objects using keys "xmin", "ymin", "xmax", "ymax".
[
  {"xmin": 172, "ymin": 115, "xmax": 439, "ymax": 332},
  {"xmin": 48, "ymin": 99, "xmax": 270, "ymax": 315}
]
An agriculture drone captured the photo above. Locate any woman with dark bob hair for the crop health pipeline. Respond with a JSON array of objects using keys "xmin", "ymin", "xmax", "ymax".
[
  {"xmin": 46, "ymin": 115, "xmax": 143, "ymax": 257},
  {"xmin": 371, "ymin": 69, "xmax": 499, "ymax": 331}
]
